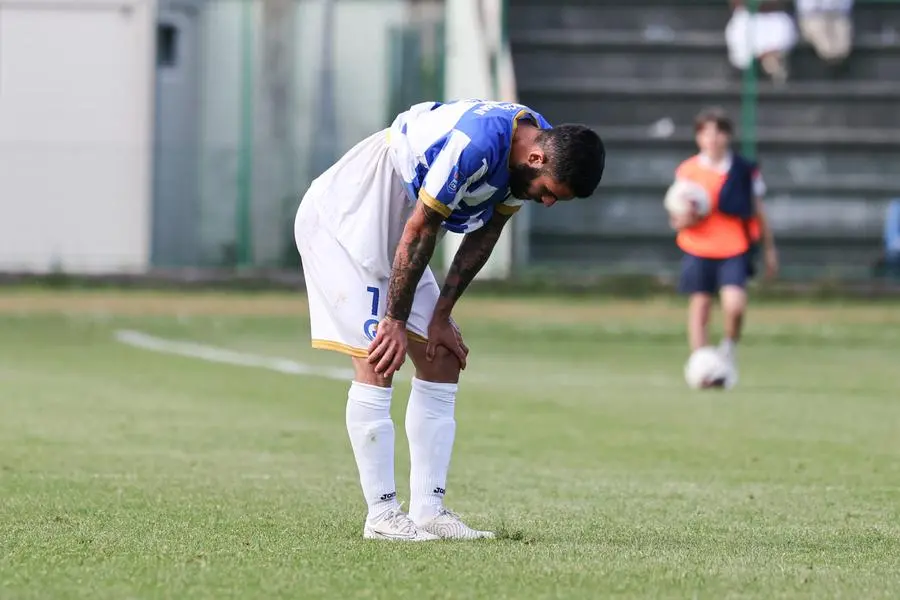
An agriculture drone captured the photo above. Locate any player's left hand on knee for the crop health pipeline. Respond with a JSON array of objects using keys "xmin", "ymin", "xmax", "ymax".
[
  {"xmin": 426, "ymin": 317, "xmax": 468, "ymax": 370},
  {"xmin": 450, "ymin": 318, "xmax": 469, "ymax": 359},
  {"xmin": 367, "ymin": 316, "xmax": 407, "ymax": 377}
]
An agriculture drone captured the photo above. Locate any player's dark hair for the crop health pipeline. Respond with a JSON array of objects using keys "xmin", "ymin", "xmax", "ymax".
[
  {"xmin": 694, "ymin": 107, "xmax": 734, "ymax": 135},
  {"xmin": 537, "ymin": 124, "xmax": 605, "ymax": 198}
]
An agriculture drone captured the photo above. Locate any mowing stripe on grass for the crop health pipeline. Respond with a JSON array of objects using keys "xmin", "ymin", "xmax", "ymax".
[
  {"xmin": 114, "ymin": 330, "xmax": 355, "ymax": 381},
  {"xmin": 113, "ymin": 330, "xmax": 675, "ymax": 390}
]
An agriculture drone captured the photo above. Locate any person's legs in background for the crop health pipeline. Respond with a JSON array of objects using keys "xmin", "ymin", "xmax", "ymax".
[
  {"xmin": 800, "ymin": 12, "xmax": 853, "ymax": 66},
  {"xmin": 679, "ymin": 254, "xmax": 719, "ymax": 352},
  {"xmin": 717, "ymin": 255, "xmax": 751, "ymax": 365}
]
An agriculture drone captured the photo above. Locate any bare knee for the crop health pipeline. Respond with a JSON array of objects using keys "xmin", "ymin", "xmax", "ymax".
[
  {"xmin": 411, "ymin": 344, "xmax": 461, "ymax": 384},
  {"xmin": 720, "ymin": 286, "xmax": 747, "ymax": 319},
  {"xmin": 351, "ymin": 357, "xmax": 393, "ymax": 388}
]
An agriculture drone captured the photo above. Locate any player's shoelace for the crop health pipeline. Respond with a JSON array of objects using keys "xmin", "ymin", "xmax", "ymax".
[{"xmin": 383, "ymin": 509, "xmax": 417, "ymax": 535}]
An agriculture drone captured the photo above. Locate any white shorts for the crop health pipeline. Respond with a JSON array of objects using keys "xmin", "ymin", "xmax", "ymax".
[{"xmin": 294, "ymin": 193, "xmax": 439, "ymax": 358}]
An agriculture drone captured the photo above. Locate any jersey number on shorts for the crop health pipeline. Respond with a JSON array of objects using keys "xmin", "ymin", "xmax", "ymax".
[{"xmin": 363, "ymin": 286, "xmax": 380, "ymax": 341}]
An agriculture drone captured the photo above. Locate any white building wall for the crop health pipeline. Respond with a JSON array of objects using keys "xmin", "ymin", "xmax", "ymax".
[{"xmin": 0, "ymin": 0, "xmax": 156, "ymax": 274}]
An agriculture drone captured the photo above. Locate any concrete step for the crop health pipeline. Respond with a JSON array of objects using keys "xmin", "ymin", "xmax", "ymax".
[
  {"xmin": 595, "ymin": 126, "xmax": 900, "ymax": 147},
  {"xmin": 521, "ymin": 78, "xmax": 900, "ymax": 99},
  {"xmin": 531, "ymin": 94, "xmax": 900, "ymax": 130},
  {"xmin": 509, "ymin": 0, "xmax": 900, "ymax": 37},
  {"xmin": 532, "ymin": 188, "xmax": 891, "ymax": 241},
  {"xmin": 520, "ymin": 79, "xmax": 900, "ymax": 129},
  {"xmin": 509, "ymin": 0, "xmax": 730, "ymax": 34},
  {"xmin": 511, "ymin": 31, "xmax": 900, "ymax": 84},
  {"xmin": 527, "ymin": 234, "xmax": 882, "ymax": 277},
  {"xmin": 595, "ymin": 128, "xmax": 900, "ymax": 186},
  {"xmin": 600, "ymin": 180, "xmax": 900, "ymax": 197}
]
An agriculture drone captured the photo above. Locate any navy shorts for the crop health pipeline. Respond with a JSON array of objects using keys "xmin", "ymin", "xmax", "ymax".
[{"xmin": 678, "ymin": 252, "xmax": 749, "ymax": 295}]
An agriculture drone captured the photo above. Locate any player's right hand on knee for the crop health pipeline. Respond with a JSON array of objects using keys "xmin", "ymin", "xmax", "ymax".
[{"xmin": 367, "ymin": 316, "xmax": 407, "ymax": 377}]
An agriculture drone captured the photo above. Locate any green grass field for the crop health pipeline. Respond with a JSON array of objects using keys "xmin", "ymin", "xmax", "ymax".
[{"xmin": 1, "ymin": 289, "xmax": 899, "ymax": 599}]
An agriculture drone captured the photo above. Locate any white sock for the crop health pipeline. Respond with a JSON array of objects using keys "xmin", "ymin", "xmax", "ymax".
[
  {"xmin": 345, "ymin": 381, "xmax": 400, "ymax": 522},
  {"xmin": 405, "ymin": 377, "xmax": 458, "ymax": 524},
  {"xmin": 719, "ymin": 338, "xmax": 737, "ymax": 361}
]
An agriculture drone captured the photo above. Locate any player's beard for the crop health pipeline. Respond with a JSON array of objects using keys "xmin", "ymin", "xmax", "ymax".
[{"xmin": 508, "ymin": 163, "xmax": 542, "ymax": 201}]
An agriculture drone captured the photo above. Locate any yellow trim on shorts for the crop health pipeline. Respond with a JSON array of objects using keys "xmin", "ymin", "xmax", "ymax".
[
  {"xmin": 407, "ymin": 330, "xmax": 428, "ymax": 344},
  {"xmin": 311, "ymin": 339, "xmax": 369, "ymax": 358},
  {"xmin": 311, "ymin": 331, "xmax": 428, "ymax": 358},
  {"xmin": 495, "ymin": 203, "xmax": 521, "ymax": 216},
  {"xmin": 419, "ymin": 189, "xmax": 452, "ymax": 218}
]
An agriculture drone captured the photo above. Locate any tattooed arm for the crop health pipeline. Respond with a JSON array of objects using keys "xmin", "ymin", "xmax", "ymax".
[
  {"xmin": 433, "ymin": 211, "xmax": 513, "ymax": 320},
  {"xmin": 372, "ymin": 134, "xmax": 489, "ymax": 374},
  {"xmin": 420, "ymin": 211, "xmax": 512, "ymax": 369},
  {"xmin": 367, "ymin": 200, "xmax": 445, "ymax": 376},
  {"xmin": 385, "ymin": 202, "xmax": 445, "ymax": 322}
]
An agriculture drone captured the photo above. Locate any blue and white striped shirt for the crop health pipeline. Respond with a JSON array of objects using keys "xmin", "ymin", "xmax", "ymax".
[{"xmin": 387, "ymin": 99, "xmax": 552, "ymax": 234}]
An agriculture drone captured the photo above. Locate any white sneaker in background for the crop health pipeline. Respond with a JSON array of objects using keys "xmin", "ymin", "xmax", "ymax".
[{"xmin": 718, "ymin": 338, "xmax": 737, "ymax": 365}]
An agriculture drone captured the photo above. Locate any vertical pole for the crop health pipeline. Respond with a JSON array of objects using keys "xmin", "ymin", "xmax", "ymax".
[
  {"xmin": 503, "ymin": 0, "xmax": 529, "ymax": 273},
  {"xmin": 436, "ymin": 17, "xmax": 446, "ymax": 101},
  {"xmin": 237, "ymin": 0, "xmax": 255, "ymax": 266},
  {"xmin": 498, "ymin": 0, "xmax": 508, "ymax": 94},
  {"xmin": 740, "ymin": 0, "xmax": 759, "ymax": 159},
  {"xmin": 310, "ymin": 0, "xmax": 338, "ymax": 179},
  {"xmin": 488, "ymin": 0, "xmax": 500, "ymax": 100}
]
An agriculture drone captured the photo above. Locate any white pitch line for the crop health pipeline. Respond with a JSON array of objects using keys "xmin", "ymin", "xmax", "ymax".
[
  {"xmin": 114, "ymin": 330, "xmax": 354, "ymax": 381},
  {"xmin": 113, "ymin": 330, "xmax": 676, "ymax": 390},
  {"xmin": 114, "ymin": 329, "xmax": 497, "ymax": 386}
]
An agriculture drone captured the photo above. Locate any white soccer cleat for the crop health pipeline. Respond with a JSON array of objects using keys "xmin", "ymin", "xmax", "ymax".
[
  {"xmin": 363, "ymin": 508, "xmax": 440, "ymax": 541},
  {"xmin": 416, "ymin": 508, "xmax": 495, "ymax": 540}
]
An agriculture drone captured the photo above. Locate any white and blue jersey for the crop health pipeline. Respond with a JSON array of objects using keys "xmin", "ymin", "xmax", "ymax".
[
  {"xmin": 303, "ymin": 99, "xmax": 551, "ymax": 279},
  {"xmin": 387, "ymin": 99, "xmax": 553, "ymax": 234}
]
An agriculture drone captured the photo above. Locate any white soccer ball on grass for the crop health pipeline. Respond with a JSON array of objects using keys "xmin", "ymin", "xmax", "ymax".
[
  {"xmin": 684, "ymin": 346, "xmax": 738, "ymax": 390},
  {"xmin": 664, "ymin": 179, "xmax": 711, "ymax": 218}
]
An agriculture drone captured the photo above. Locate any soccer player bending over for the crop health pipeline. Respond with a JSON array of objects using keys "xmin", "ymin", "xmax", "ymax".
[
  {"xmin": 670, "ymin": 107, "xmax": 778, "ymax": 375},
  {"xmin": 294, "ymin": 100, "xmax": 605, "ymax": 541}
]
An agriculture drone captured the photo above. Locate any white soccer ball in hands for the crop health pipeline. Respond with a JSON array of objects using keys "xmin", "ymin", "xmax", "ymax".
[
  {"xmin": 684, "ymin": 346, "xmax": 738, "ymax": 390},
  {"xmin": 664, "ymin": 179, "xmax": 711, "ymax": 218}
]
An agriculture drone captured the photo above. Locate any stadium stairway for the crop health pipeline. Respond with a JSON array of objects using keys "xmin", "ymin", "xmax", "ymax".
[{"xmin": 509, "ymin": 0, "xmax": 900, "ymax": 279}]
